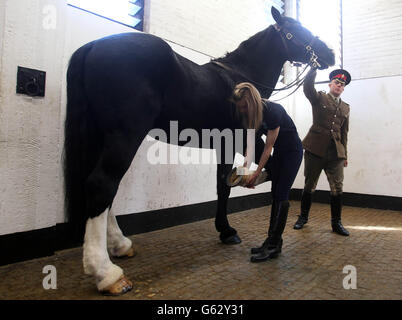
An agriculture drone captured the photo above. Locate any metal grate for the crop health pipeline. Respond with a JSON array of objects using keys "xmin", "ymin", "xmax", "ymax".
[{"xmin": 67, "ymin": 0, "xmax": 144, "ymax": 31}]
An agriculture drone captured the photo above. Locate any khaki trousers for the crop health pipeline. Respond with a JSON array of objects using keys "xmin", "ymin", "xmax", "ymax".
[{"xmin": 303, "ymin": 142, "xmax": 344, "ymax": 195}]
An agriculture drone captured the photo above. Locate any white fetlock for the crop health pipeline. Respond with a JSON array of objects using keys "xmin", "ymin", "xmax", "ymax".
[
  {"xmin": 108, "ymin": 237, "xmax": 133, "ymax": 257},
  {"xmin": 82, "ymin": 209, "xmax": 126, "ymax": 292},
  {"xmin": 107, "ymin": 210, "xmax": 134, "ymax": 257},
  {"xmin": 96, "ymin": 263, "xmax": 124, "ymax": 292}
]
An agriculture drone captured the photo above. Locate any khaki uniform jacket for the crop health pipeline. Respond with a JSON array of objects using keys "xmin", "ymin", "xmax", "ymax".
[{"xmin": 302, "ymin": 69, "xmax": 350, "ymax": 159}]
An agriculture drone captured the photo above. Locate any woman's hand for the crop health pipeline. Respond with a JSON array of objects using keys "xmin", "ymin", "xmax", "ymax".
[
  {"xmin": 246, "ymin": 172, "xmax": 260, "ymax": 189},
  {"xmin": 247, "ymin": 127, "xmax": 278, "ymax": 189}
]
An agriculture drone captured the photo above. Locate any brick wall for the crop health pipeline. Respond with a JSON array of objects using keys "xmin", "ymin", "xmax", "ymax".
[
  {"xmin": 343, "ymin": 0, "xmax": 402, "ymax": 79},
  {"xmin": 147, "ymin": 0, "xmax": 273, "ymax": 58}
]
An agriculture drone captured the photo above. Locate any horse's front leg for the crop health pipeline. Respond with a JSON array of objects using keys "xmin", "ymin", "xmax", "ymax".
[{"xmin": 216, "ymin": 163, "xmax": 241, "ymax": 244}]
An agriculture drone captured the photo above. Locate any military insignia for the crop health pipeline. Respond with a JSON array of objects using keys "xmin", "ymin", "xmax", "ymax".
[{"xmin": 329, "ymin": 69, "xmax": 351, "ymax": 86}]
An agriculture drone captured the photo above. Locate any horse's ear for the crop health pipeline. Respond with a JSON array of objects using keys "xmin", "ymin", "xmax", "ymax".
[{"xmin": 271, "ymin": 6, "xmax": 283, "ymax": 25}]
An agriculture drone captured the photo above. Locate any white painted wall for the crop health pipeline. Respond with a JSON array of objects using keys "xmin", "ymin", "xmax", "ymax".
[
  {"xmin": 0, "ymin": 0, "xmax": 271, "ymax": 235},
  {"xmin": 0, "ymin": 0, "xmax": 66, "ymax": 235},
  {"xmin": 289, "ymin": 73, "xmax": 402, "ymax": 198},
  {"xmin": 341, "ymin": 76, "xmax": 402, "ymax": 197},
  {"xmin": 288, "ymin": 1, "xmax": 402, "ymax": 199},
  {"xmin": 1, "ymin": 0, "xmax": 400, "ymax": 236}
]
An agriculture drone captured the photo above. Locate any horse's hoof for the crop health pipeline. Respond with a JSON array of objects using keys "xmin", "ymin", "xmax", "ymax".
[
  {"xmin": 124, "ymin": 247, "xmax": 136, "ymax": 257},
  {"xmin": 114, "ymin": 247, "xmax": 137, "ymax": 259},
  {"xmin": 221, "ymin": 234, "xmax": 242, "ymax": 245},
  {"xmin": 101, "ymin": 276, "xmax": 133, "ymax": 296}
]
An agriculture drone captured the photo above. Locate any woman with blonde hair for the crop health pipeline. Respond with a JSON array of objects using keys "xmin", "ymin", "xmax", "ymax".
[{"xmin": 232, "ymin": 82, "xmax": 303, "ymax": 262}]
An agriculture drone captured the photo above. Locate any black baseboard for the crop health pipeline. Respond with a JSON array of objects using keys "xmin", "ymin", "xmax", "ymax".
[
  {"xmin": 289, "ymin": 189, "xmax": 402, "ymax": 211},
  {"xmin": 0, "ymin": 227, "xmax": 56, "ymax": 266},
  {"xmin": 0, "ymin": 192, "xmax": 271, "ymax": 266},
  {"xmin": 1, "ymin": 190, "xmax": 400, "ymax": 266},
  {"xmin": 117, "ymin": 192, "xmax": 272, "ymax": 236}
]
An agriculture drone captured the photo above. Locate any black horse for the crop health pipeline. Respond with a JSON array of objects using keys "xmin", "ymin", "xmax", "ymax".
[{"xmin": 64, "ymin": 7, "xmax": 334, "ymax": 295}]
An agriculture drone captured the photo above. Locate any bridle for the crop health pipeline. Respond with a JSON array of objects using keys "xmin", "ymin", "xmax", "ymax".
[
  {"xmin": 269, "ymin": 23, "xmax": 324, "ymax": 101},
  {"xmin": 273, "ymin": 23, "xmax": 321, "ymax": 69},
  {"xmin": 212, "ymin": 23, "xmax": 325, "ymax": 101}
]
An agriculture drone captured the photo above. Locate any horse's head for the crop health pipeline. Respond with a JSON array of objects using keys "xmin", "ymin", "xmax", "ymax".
[{"xmin": 271, "ymin": 7, "xmax": 335, "ymax": 70}]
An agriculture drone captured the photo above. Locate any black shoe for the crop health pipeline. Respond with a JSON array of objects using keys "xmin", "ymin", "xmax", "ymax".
[
  {"xmin": 250, "ymin": 201, "xmax": 289, "ymax": 263},
  {"xmin": 293, "ymin": 191, "xmax": 312, "ymax": 230},
  {"xmin": 251, "ymin": 238, "xmax": 282, "ymax": 255},
  {"xmin": 332, "ymin": 221, "xmax": 349, "ymax": 236},
  {"xmin": 330, "ymin": 194, "xmax": 349, "ymax": 236},
  {"xmin": 293, "ymin": 215, "xmax": 308, "ymax": 230},
  {"xmin": 251, "ymin": 238, "xmax": 270, "ymax": 255},
  {"xmin": 250, "ymin": 242, "xmax": 282, "ymax": 262}
]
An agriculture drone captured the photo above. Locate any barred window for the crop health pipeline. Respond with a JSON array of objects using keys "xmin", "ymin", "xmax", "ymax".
[
  {"xmin": 297, "ymin": 0, "xmax": 342, "ymax": 82},
  {"xmin": 264, "ymin": 0, "xmax": 286, "ymax": 25},
  {"xmin": 67, "ymin": 0, "xmax": 144, "ymax": 31}
]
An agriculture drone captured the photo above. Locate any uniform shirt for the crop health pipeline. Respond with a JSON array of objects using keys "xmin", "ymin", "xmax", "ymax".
[
  {"xmin": 258, "ymin": 99, "xmax": 301, "ymax": 152},
  {"xmin": 302, "ymin": 69, "xmax": 350, "ymax": 159},
  {"xmin": 328, "ymin": 92, "xmax": 340, "ymax": 104}
]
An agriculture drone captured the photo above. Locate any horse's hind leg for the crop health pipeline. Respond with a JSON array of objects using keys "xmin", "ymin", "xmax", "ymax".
[
  {"xmin": 83, "ymin": 207, "xmax": 132, "ymax": 295},
  {"xmin": 83, "ymin": 114, "xmax": 157, "ymax": 294},
  {"xmin": 107, "ymin": 207, "xmax": 135, "ymax": 258}
]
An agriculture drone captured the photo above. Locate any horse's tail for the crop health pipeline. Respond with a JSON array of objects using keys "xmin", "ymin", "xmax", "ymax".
[{"xmin": 64, "ymin": 42, "xmax": 101, "ymax": 242}]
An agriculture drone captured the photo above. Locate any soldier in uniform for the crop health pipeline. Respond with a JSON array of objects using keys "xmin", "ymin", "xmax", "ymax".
[{"xmin": 293, "ymin": 68, "xmax": 351, "ymax": 236}]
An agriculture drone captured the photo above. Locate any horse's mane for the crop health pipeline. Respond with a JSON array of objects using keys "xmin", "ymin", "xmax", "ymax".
[
  {"xmin": 213, "ymin": 26, "xmax": 273, "ymax": 63},
  {"xmin": 282, "ymin": 16, "xmax": 301, "ymax": 26},
  {"xmin": 213, "ymin": 16, "xmax": 302, "ymax": 64}
]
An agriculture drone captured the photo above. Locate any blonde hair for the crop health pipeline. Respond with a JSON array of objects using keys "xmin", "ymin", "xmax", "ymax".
[{"xmin": 231, "ymin": 82, "xmax": 263, "ymax": 130}]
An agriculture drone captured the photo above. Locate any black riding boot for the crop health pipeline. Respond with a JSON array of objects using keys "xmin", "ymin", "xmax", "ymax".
[
  {"xmin": 293, "ymin": 190, "xmax": 312, "ymax": 230},
  {"xmin": 250, "ymin": 200, "xmax": 277, "ymax": 254},
  {"xmin": 251, "ymin": 201, "xmax": 289, "ymax": 262},
  {"xmin": 331, "ymin": 194, "xmax": 349, "ymax": 236}
]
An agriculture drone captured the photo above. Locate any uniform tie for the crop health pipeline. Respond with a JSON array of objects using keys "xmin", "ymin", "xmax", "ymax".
[{"xmin": 329, "ymin": 93, "xmax": 339, "ymax": 104}]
